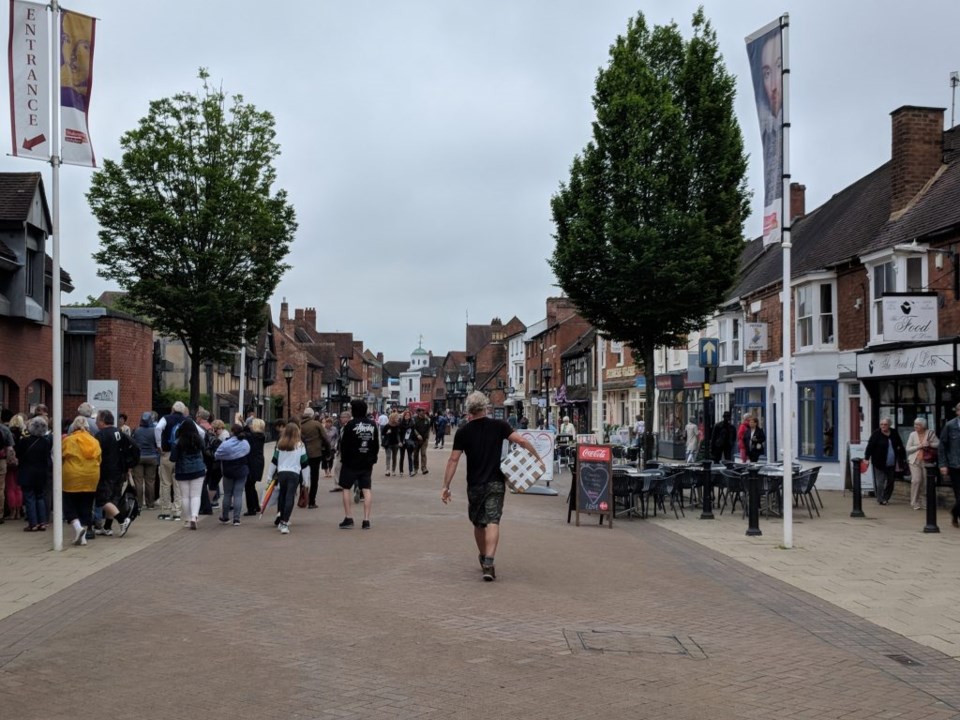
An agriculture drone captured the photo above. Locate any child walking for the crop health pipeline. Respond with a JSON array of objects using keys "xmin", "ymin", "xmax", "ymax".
[{"xmin": 266, "ymin": 422, "xmax": 310, "ymax": 535}]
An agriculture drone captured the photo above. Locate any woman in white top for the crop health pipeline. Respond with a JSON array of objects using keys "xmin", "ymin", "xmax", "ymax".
[
  {"xmin": 266, "ymin": 421, "xmax": 310, "ymax": 534},
  {"xmin": 906, "ymin": 417, "xmax": 939, "ymax": 511}
]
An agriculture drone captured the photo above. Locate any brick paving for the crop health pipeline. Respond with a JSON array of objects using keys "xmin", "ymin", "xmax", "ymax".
[{"xmin": 0, "ymin": 448, "xmax": 959, "ymax": 719}]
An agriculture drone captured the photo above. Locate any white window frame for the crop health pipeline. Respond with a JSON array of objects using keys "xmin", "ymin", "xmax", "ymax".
[
  {"xmin": 791, "ymin": 275, "xmax": 837, "ymax": 351},
  {"xmin": 717, "ymin": 316, "xmax": 743, "ymax": 366},
  {"xmin": 862, "ymin": 246, "xmax": 929, "ymax": 343}
]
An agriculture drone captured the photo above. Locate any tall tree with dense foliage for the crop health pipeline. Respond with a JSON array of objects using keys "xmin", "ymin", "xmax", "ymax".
[
  {"xmin": 550, "ymin": 9, "xmax": 749, "ymax": 450},
  {"xmin": 89, "ymin": 70, "xmax": 297, "ymax": 410}
]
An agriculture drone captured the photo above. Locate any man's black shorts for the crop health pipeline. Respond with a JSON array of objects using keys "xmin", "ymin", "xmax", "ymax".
[
  {"xmin": 339, "ymin": 466, "xmax": 372, "ymax": 491},
  {"xmin": 467, "ymin": 480, "xmax": 505, "ymax": 527}
]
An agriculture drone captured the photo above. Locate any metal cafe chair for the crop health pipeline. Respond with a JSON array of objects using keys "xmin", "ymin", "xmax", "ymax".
[{"xmin": 718, "ymin": 468, "xmax": 748, "ymax": 517}]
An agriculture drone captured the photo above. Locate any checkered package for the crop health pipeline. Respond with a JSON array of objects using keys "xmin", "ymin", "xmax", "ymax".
[{"xmin": 500, "ymin": 445, "xmax": 545, "ymax": 492}]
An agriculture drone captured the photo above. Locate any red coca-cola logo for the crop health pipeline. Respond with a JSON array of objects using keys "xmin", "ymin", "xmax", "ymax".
[{"xmin": 578, "ymin": 445, "xmax": 611, "ymax": 462}]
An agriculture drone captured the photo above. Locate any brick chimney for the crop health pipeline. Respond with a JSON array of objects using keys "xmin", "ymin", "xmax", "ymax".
[
  {"xmin": 790, "ymin": 182, "xmax": 806, "ymax": 220},
  {"xmin": 294, "ymin": 308, "xmax": 304, "ymax": 323},
  {"xmin": 890, "ymin": 106, "xmax": 944, "ymax": 216},
  {"xmin": 279, "ymin": 299, "xmax": 289, "ymax": 324},
  {"xmin": 304, "ymin": 307, "xmax": 317, "ymax": 330}
]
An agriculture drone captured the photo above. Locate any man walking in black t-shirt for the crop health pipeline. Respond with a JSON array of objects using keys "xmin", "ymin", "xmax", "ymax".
[
  {"xmin": 338, "ymin": 400, "xmax": 380, "ymax": 530},
  {"xmin": 441, "ymin": 391, "xmax": 541, "ymax": 581}
]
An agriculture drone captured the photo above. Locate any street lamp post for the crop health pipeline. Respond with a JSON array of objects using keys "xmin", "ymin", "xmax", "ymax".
[
  {"xmin": 339, "ymin": 355, "xmax": 351, "ymax": 411},
  {"xmin": 282, "ymin": 363, "xmax": 294, "ymax": 420},
  {"xmin": 542, "ymin": 365, "xmax": 552, "ymax": 430}
]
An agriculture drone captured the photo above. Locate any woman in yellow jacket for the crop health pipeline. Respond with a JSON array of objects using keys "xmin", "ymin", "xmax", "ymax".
[{"xmin": 63, "ymin": 415, "xmax": 102, "ymax": 546}]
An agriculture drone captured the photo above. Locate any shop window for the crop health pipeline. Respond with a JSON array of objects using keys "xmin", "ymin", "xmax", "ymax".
[{"xmin": 798, "ymin": 381, "xmax": 837, "ymax": 460}]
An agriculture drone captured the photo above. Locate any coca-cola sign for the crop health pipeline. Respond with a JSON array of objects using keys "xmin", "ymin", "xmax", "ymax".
[{"xmin": 578, "ymin": 445, "xmax": 611, "ymax": 463}]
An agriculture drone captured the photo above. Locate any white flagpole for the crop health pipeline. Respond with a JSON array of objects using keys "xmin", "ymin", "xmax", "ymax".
[
  {"xmin": 780, "ymin": 13, "xmax": 793, "ymax": 549},
  {"xmin": 49, "ymin": 0, "xmax": 63, "ymax": 551},
  {"xmin": 596, "ymin": 335, "xmax": 604, "ymax": 440},
  {"xmin": 238, "ymin": 325, "xmax": 246, "ymax": 422}
]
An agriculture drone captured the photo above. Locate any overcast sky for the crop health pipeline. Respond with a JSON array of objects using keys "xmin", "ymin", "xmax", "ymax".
[{"xmin": 5, "ymin": 1, "xmax": 960, "ymax": 362}]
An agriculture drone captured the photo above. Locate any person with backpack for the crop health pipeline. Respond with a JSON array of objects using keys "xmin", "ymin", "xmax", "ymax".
[
  {"xmin": 155, "ymin": 401, "xmax": 188, "ymax": 521},
  {"xmin": 131, "ymin": 412, "xmax": 159, "ymax": 510},
  {"xmin": 94, "ymin": 410, "xmax": 136, "ymax": 538}
]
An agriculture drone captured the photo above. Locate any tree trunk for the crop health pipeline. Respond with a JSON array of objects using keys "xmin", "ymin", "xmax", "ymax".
[
  {"xmin": 642, "ymin": 342, "xmax": 656, "ymax": 466},
  {"xmin": 188, "ymin": 348, "xmax": 201, "ymax": 415}
]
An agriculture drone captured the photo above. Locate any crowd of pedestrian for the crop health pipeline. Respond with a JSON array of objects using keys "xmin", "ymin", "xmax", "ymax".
[{"xmin": 0, "ymin": 396, "xmax": 546, "ymax": 583}]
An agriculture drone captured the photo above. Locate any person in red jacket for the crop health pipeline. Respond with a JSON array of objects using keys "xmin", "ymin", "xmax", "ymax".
[{"xmin": 736, "ymin": 416, "xmax": 751, "ymax": 463}]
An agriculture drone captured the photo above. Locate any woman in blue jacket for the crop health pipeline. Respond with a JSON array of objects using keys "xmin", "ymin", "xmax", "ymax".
[{"xmin": 215, "ymin": 424, "xmax": 251, "ymax": 526}]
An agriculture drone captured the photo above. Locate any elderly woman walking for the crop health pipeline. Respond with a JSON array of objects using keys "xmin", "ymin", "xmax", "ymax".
[
  {"xmin": 906, "ymin": 418, "xmax": 939, "ymax": 511},
  {"xmin": 62, "ymin": 416, "xmax": 102, "ymax": 545},
  {"xmin": 17, "ymin": 415, "xmax": 52, "ymax": 531}
]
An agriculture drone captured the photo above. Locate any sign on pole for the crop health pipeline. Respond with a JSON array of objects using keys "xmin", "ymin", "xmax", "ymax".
[{"xmin": 698, "ymin": 338, "xmax": 719, "ymax": 368}]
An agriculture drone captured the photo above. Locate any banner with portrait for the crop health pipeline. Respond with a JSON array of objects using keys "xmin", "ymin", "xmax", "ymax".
[
  {"xmin": 8, "ymin": 0, "xmax": 51, "ymax": 160},
  {"xmin": 60, "ymin": 7, "xmax": 96, "ymax": 166},
  {"xmin": 746, "ymin": 19, "xmax": 783, "ymax": 246}
]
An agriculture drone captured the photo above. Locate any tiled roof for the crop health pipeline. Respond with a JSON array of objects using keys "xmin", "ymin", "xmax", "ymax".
[
  {"xmin": 733, "ymin": 163, "xmax": 892, "ymax": 298},
  {"xmin": 561, "ymin": 327, "xmax": 597, "ymax": 359},
  {"xmin": 466, "ymin": 324, "xmax": 492, "ymax": 356},
  {"xmin": 0, "ymin": 172, "xmax": 48, "ymax": 226},
  {"xmin": 734, "ymin": 125, "xmax": 960, "ymax": 300},
  {"xmin": 44, "ymin": 254, "xmax": 73, "ymax": 289},
  {"xmin": 382, "ymin": 361, "xmax": 408, "ymax": 378}
]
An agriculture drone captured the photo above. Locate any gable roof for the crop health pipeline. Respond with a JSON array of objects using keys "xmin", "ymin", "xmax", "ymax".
[{"xmin": 0, "ymin": 172, "xmax": 51, "ymax": 229}]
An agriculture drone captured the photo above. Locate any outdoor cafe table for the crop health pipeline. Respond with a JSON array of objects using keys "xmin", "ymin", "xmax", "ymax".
[
  {"xmin": 749, "ymin": 464, "xmax": 801, "ymax": 517},
  {"xmin": 620, "ymin": 467, "xmax": 663, "ymax": 518}
]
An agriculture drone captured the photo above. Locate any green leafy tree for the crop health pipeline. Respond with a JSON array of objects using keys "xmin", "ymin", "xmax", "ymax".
[
  {"xmin": 89, "ymin": 70, "xmax": 297, "ymax": 411},
  {"xmin": 550, "ymin": 9, "xmax": 749, "ymax": 453}
]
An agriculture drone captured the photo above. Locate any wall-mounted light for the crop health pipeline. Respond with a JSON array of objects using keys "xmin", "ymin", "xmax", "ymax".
[{"xmin": 854, "ymin": 298, "xmax": 863, "ymax": 310}]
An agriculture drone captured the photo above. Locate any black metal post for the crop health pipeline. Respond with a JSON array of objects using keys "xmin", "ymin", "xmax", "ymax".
[
  {"xmin": 746, "ymin": 468, "xmax": 762, "ymax": 536},
  {"xmin": 700, "ymin": 460, "xmax": 714, "ymax": 520},
  {"xmin": 924, "ymin": 467, "xmax": 940, "ymax": 533},
  {"xmin": 850, "ymin": 458, "xmax": 865, "ymax": 518}
]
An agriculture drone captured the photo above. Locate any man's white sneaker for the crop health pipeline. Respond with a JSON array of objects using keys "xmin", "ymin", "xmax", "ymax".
[
  {"xmin": 118, "ymin": 518, "xmax": 132, "ymax": 537},
  {"xmin": 73, "ymin": 525, "xmax": 85, "ymax": 546},
  {"xmin": 279, "ymin": 523, "xmax": 290, "ymax": 534}
]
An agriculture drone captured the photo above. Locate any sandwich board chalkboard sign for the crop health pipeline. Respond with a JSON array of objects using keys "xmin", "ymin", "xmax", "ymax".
[{"xmin": 576, "ymin": 444, "xmax": 612, "ymax": 528}]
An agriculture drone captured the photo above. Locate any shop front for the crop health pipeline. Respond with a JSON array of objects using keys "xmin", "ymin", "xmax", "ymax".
[
  {"xmin": 857, "ymin": 340, "xmax": 959, "ymax": 444},
  {"xmin": 656, "ymin": 372, "xmax": 687, "ymax": 460}
]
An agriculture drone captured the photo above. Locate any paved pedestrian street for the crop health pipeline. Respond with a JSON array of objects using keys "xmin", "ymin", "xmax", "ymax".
[{"xmin": 1, "ymin": 448, "xmax": 959, "ymax": 719}]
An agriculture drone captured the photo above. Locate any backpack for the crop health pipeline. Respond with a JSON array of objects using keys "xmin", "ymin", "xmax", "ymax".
[
  {"xmin": 203, "ymin": 430, "xmax": 220, "ymax": 464},
  {"xmin": 160, "ymin": 415, "xmax": 183, "ymax": 452},
  {"xmin": 119, "ymin": 432, "xmax": 141, "ymax": 470}
]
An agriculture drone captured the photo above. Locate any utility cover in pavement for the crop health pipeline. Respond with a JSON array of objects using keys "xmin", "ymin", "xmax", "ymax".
[{"xmin": 564, "ymin": 629, "xmax": 706, "ymax": 659}]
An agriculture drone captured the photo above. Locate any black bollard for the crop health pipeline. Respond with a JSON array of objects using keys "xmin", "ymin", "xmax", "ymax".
[
  {"xmin": 700, "ymin": 461, "xmax": 714, "ymax": 520},
  {"xmin": 923, "ymin": 466, "xmax": 940, "ymax": 533},
  {"xmin": 746, "ymin": 469, "xmax": 762, "ymax": 536},
  {"xmin": 850, "ymin": 458, "xmax": 865, "ymax": 518}
]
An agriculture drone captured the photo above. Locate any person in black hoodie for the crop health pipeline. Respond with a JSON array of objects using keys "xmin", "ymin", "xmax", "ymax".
[
  {"xmin": 243, "ymin": 418, "xmax": 266, "ymax": 516},
  {"xmin": 337, "ymin": 400, "xmax": 380, "ymax": 530},
  {"xmin": 94, "ymin": 410, "xmax": 134, "ymax": 538}
]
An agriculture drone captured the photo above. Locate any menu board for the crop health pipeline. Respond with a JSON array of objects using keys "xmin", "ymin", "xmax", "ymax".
[{"xmin": 576, "ymin": 444, "xmax": 613, "ymax": 528}]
